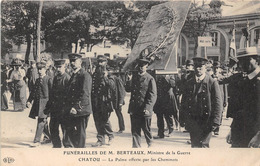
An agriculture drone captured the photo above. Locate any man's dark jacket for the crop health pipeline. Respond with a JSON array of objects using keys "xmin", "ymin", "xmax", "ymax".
[
  {"xmin": 181, "ymin": 74, "xmax": 223, "ymax": 130},
  {"xmin": 66, "ymin": 68, "xmax": 92, "ymax": 117}
]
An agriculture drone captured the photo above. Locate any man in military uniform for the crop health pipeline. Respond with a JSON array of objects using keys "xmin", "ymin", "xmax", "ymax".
[
  {"xmin": 27, "ymin": 61, "xmax": 53, "ymax": 147},
  {"xmin": 227, "ymin": 47, "xmax": 260, "ymax": 148},
  {"xmin": 182, "ymin": 57, "xmax": 222, "ymax": 148},
  {"xmin": 91, "ymin": 55, "xmax": 116, "ymax": 147},
  {"xmin": 125, "ymin": 57, "xmax": 157, "ymax": 148},
  {"xmin": 179, "ymin": 59, "xmax": 194, "ymax": 129},
  {"xmin": 65, "ymin": 53, "xmax": 92, "ymax": 148},
  {"xmin": 153, "ymin": 74, "xmax": 178, "ymax": 139},
  {"xmin": 45, "ymin": 59, "xmax": 71, "ymax": 148}
]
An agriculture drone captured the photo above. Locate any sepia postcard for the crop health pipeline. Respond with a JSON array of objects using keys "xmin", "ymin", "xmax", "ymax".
[{"xmin": 1, "ymin": 0, "xmax": 260, "ymax": 166}]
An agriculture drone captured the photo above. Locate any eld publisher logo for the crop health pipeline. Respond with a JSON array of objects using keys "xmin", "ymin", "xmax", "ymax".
[{"xmin": 3, "ymin": 157, "xmax": 15, "ymax": 164}]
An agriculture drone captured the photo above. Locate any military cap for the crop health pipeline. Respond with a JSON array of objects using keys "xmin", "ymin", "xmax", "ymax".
[
  {"xmin": 137, "ymin": 57, "xmax": 150, "ymax": 65},
  {"xmin": 97, "ymin": 55, "xmax": 108, "ymax": 62},
  {"xmin": 185, "ymin": 59, "xmax": 194, "ymax": 66},
  {"xmin": 237, "ymin": 47, "xmax": 259, "ymax": 58},
  {"xmin": 213, "ymin": 61, "xmax": 221, "ymax": 67},
  {"xmin": 54, "ymin": 59, "xmax": 66, "ymax": 67},
  {"xmin": 208, "ymin": 59, "xmax": 213, "ymax": 64},
  {"xmin": 192, "ymin": 57, "xmax": 208, "ymax": 66},
  {"xmin": 68, "ymin": 53, "xmax": 82, "ymax": 60},
  {"xmin": 36, "ymin": 61, "xmax": 47, "ymax": 69}
]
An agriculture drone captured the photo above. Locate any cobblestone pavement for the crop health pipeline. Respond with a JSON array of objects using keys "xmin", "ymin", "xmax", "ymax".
[{"xmin": 1, "ymin": 93, "xmax": 232, "ymax": 149}]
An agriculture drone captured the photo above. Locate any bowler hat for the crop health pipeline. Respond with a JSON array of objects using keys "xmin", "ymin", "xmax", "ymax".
[
  {"xmin": 192, "ymin": 57, "xmax": 208, "ymax": 66},
  {"xmin": 68, "ymin": 53, "xmax": 82, "ymax": 60},
  {"xmin": 237, "ymin": 47, "xmax": 259, "ymax": 58},
  {"xmin": 185, "ymin": 59, "xmax": 194, "ymax": 66},
  {"xmin": 97, "ymin": 55, "xmax": 108, "ymax": 62},
  {"xmin": 54, "ymin": 59, "xmax": 66, "ymax": 66},
  {"xmin": 36, "ymin": 61, "xmax": 47, "ymax": 69}
]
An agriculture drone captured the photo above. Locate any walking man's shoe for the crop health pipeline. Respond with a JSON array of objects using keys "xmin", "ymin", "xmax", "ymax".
[
  {"xmin": 30, "ymin": 142, "xmax": 41, "ymax": 147},
  {"xmin": 117, "ymin": 130, "xmax": 124, "ymax": 134},
  {"xmin": 165, "ymin": 132, "xmax": 174, "ymax": 137},
  {"xmin": 107, "ymin": 137, "xmax": 114, "ymax": 146},
  {"xmin": 92, "ymin": 141, "xmax": 103, "ymax": 147},
  {"xmin": 41, "ymin": 139, "xmax": 51, "ymax": 144},
  {"xmin": 153, "ymin": 136, "xmax": 164, "ymax": 139}
]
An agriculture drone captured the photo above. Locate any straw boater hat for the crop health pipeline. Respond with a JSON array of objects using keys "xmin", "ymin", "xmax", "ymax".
[{"xmin": 237, "ymin": 47, "xmax": 259, "ymax": 58}]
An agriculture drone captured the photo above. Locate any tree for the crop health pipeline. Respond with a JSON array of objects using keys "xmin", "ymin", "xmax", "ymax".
[
  {"xmin": 41, "ymin": 2, "xmax": 74, "ymax": 54},
  {"xmin": 110, "ymin": 1, "xmax": 163, "ymax": 48},
  {"xmin": 181, "ymin": 0, "xmax": 222, "ymax": 56},
  {"xmin": 37, "ymin": 1, "xmax": 43, "ymax": 61},
  {"xmin": 1, "ymin": 1, "xmax": 39, "ymax": 62}
]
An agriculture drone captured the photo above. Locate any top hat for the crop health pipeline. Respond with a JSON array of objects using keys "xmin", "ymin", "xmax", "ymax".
[
  {"xmin": 97, "ymin": 55, "xmax": 108, "ymax": 62},
  {"xmin": 36, "ymin": 61, "xmax": 47, "ymax": 69},
  {"xmin": 68, "ymin": 53, "xmax": 82, "ymax": 60},
  {"xmin": 213, "ymin": 61, "xmax": 221, "ymax": 68},
  {"xmin": 192, "ymin": 57, "xmax": 208, "ymax": 66},
  {"xmin": 54, "ymin": 59, "xmax": 66, "ymax": 66},
  {"xmin": 237, "ymin": 47, "xmax": 259, "ymax": 58},
  {"xmin": 185, "ymin": 59, "xmax": 194, "ymax": 66}
]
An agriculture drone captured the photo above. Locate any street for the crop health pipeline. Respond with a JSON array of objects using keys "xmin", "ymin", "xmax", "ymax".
[{"xmin": 1, "ymin": 93, "xmax": 232, "ymax": 149}]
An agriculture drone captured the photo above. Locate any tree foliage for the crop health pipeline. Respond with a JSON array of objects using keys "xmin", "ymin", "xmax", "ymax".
[
  {"xmin": 182, "ymin": 0, "xmax": 223, "ymax": 55},
  {"xmin": 1, "ymin": 1, "xmax": 38, "ymax": 60},
  {"xmin": 1, "ymin": 1, "xmax": 163, "ymax": 58}
]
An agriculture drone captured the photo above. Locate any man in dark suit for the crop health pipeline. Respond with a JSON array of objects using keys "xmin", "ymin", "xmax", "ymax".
[
  {"xmin": 45, "ymin": 59, "xmax": 71, "ymax": 148},
  {"xmin": 111, "ymin": 72, "xmax": 126, "ymax": 134},
  {"xmin": 182, "ymin": 57, "xmax": 223, "ymax": 148},
  {"xmin": 211, "ymin": 61, "xmax": 228, "ymax": 135},
  {"xmin": 125, "ymin": 57, "xmax": 157, "ymax": 148},
  {"xmin": 153, "ymin": 74, "xmax": 178, "ymax": 139},
  {"xmin": 27, "ymin": 61, "xmax": 53, "ymax": 147},
  {"xmin": 91, "ymin": 55, "xmax": 116, "ymax": 147},
  {"xmin": 65, "ymin": 53, "xmax": 92, "ymax": 148},
  {"xmin": 227, "ymin": 47, "xmax": 260, "ymax": 148},
  {"xmin": 26, "ymin": 60, "xmax": 39, "ymax": 92}
]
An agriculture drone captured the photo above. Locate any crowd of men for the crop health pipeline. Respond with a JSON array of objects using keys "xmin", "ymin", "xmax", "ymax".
[{"xmin": 1, "ymin": 46, "xmax": 260, "ymax": 148}]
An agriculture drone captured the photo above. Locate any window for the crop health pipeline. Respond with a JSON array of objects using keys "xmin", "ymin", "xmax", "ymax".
[
  {"xmin": 254, "ymin": 29, "xmax": 260, "ymax": 46},
  {"xmin": 210, "ymin": 32, "xmax": 219, "ymax": 46},
  {"xmin": 104, "ymin": 40, "xmax": 111, "ymax": 48}
]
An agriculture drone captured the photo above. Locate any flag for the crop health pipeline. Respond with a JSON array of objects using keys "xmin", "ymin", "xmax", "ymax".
[{"xmin": 229, "ymin": 26, "xmax": 236, "ymax": 59}]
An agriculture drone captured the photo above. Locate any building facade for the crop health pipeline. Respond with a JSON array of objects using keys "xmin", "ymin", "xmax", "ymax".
[{"xmin": 177, "ymin": 1, "xmax": 260, "ymax": 67}]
